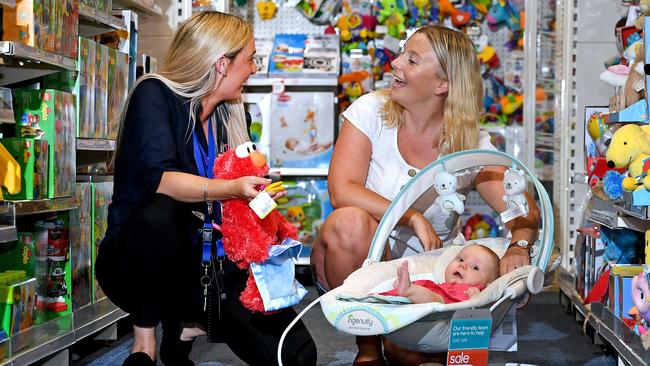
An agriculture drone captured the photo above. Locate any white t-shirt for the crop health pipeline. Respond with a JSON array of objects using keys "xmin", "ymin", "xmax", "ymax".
[{"xmin": 341, "ymin": 92, "xmax": 497, "ymax": 249}]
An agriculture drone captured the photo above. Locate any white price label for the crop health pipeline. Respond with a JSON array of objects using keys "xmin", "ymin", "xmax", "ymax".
[{"xmin": 249, "ymin": 191, "xmax": 277, "ymax": 219}]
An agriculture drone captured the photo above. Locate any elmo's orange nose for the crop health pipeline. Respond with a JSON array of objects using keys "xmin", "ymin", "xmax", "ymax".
[{"xmin": 250, "ymin": 151, "xmax": 266, "ymax": 168}]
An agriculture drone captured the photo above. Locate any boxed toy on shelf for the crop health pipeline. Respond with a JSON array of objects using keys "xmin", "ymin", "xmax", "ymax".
[
  {"xmin": 277, "ymin": 179, "xmax": 333, "ymax": 258},
  {"xmin": 107, "ymin": 49, "xmax": 128, "ymax": 139},
  {"xmin": 609, "ymin": 264, "xmax": 645, "ymax": 326},
  {"xmin": 80, "ymin": 0, "xmax": 112, "ymax": 13},
  {"xmin": 95, "ymin": 43, "xmax": 109, "ymax": 139},
  {"xmin": 13, "ymin": 89, "xmax": 76, "ymax": 198},
  {"xmin": 0, "ymin": 138, "xmax": 48, "ymax": 200},
  {"xmin": 91, "ymin": 181, "xmax": 113, "ymax": 302},
  {"xmin": 0, "ymin": 88, "xmax": 14, "ymax": 124},
  {"xmin": 70, "ymin": 183, "xmax": 92, "ymax": 309},
  {"xmin": 252, "ymin": 38, "xmax": 273, "ymax": 77},
  {"xmin": 269, "ymin": 34, "xmax": 340, "ymax": 77},
  {"xmin": 269, "ymin": 92, "xmax": 334, "ymax": 169}
]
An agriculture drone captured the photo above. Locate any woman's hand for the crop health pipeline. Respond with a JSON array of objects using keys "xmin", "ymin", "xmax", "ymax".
[
  {"xmin": 500, "ymin": 246, "xmax": 530, "ymax": 276},
  {"xmin": 232, "ymin": 176, "xmax": 271, "ymax": 200},
  {"xmin": 408, "ymin": 212, "xmax": 442, "ymax": 251}
]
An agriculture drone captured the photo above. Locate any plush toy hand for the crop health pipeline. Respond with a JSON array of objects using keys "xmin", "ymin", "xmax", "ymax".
[
  {"xmin": 408, "ymin": 212, "xmax": 442, "ymax": 251},
  {"xmin": 642, "ymin": 175, "xmax": 650, "ymax": 191},
  {"xmin": 500, "ymin": 246, "xmax": 530, "ymax": 276},
  {"xmin": 623, "ymin": 176, "xmax": 639, "ymax": 191}
]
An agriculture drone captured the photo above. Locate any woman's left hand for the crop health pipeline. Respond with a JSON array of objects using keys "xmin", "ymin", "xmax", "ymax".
[{"xmin": 500, "ymin": 246, "xmax": 530, "ymax": 276}]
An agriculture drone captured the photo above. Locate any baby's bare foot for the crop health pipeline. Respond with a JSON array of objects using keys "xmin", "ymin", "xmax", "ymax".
[{"xmin": 395, "ymin": 260, "xmax": 412, "ymax": 295}]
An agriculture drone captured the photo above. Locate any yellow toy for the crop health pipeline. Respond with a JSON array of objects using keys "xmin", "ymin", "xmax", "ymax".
[
  {"xmin": 0, "ymin": 143, "xmax": 21, "ymax": 199},
  {"xmin": 635, "ymin": 0, "xmax": 650, "ymax": 30},
  {"xmin": 605, "ymin": 124, "xmax": 650, "ymax": 191},
  {"xmin": 257, "ymin": 0, "xmax": 277, "ymax": 20}
]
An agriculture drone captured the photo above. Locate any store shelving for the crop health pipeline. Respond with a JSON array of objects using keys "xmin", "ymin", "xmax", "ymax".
[
  {"xmin": 0, "ymin": 0, "xmax": 16, "ymax": 7},
  {"xmin": 79, "ymin": 3, "xmax": 127, "ymax": 37},
  {"xmin": 74, "ymin": 298, "xmax": 127, "ymax": 341},
  {"xmin": 558, "ymin": 267, "xmax": 650, "ymax": 366},
  {"xmin": 113, "ymin": 0, "xmax": 162, "ymax": 16},
  {"xmin": 13, "ymin": 197, "xmax": 80, "ymax": 217},
  {"xmin": 0, "ymin": 42, "xmax": 77, "ymax": 86},
  {"xmin": 76, "ymin": 139, "xmax": 116, "ymax": 152}
]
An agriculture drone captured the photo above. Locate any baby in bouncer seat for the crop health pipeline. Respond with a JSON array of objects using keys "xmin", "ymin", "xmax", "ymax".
[{"xmin": 381, "ymin": 244, "xmax": 501, "ymax": 304}]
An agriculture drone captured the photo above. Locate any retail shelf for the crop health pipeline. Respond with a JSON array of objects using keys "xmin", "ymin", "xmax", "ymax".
[
  {"xmin": 112, "ymin": 0, "xmax": 163, "ymax": 16},
  {"xmin": 0, "ymin": 226, "xmax": 16, "ymax": 245},
  {"xmin": 9, "ymin": 315, "xmax": 74, "ymax": 365},
  {"xmin": 246, "ymin": 77, "xmax": 338, "ymax": 87},
  {"xmin": 269, "ymin": 168, "xmax": 328, "ymax": 177},
  {"xmin": 76, "ymin": 138, "xmax": 116, "ymax": 151},
  {"xmin": 0, "ymin": 42, "xmax": 77, "ymax": 86},
  {"xmin": 558, "ymin": 268, "xmax": 650, "ymax": 366},
  {"xmin": 0, "ymin": 0, "xmax": 15, "ymax": 7},
  {"xmin": 615, "ymin": 193, "xmax": 650, "ymax": 220},
  {"xmin": 78, "ymin": 3, "xmax": 127, "ymax": 37},
  {"xmin": 74, "ymin": 298, "xmax": 127, "ymax": 341},
  {"xmin": 589, "ymin": 210, "xmax": 650, "ymax": 233},
  {"xmin": 13, "ymin": 197, "xmax": 80, "ymax": 216}
]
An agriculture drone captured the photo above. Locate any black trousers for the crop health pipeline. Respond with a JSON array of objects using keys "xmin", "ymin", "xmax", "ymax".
[{"xmin": 95, "ymin": 193, "xmax": 317, "ymax": 366}]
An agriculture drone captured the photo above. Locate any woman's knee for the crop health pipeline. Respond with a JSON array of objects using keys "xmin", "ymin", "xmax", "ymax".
[{"xmin": 321, "ymin": 207, "xmax": 376, "ymax": 253}]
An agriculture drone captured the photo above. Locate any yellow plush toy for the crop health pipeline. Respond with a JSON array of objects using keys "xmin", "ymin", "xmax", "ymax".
[
  {"xmin": 605, "ymin": 124, "xmax": 650, "ymax": 190},
  {"xmin": 645, "ymin": 230, "xmax": 650, "ymax": 264}
]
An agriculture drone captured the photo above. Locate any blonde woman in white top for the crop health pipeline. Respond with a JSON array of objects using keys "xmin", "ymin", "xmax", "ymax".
[{"xmin": 310, "ymin": 25, "xmax": 540, "ymax": 366}]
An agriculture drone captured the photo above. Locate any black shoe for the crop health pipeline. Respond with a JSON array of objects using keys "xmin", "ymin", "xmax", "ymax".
[
  {"xmin": 160, "ymin": 339, "xmax": 195, "ymax": 366},
  {"xmin": 123, "ymin": 352, "xmax": 156, "ymax": 366}
]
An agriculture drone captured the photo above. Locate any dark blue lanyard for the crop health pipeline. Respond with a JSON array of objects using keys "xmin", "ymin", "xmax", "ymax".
[{"xmin": 192, "ymin": 118, "xmax": 224, "ymax": 264}]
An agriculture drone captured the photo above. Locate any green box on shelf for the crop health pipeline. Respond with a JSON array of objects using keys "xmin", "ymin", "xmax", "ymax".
[
  {"xmin": 0, "ymin": 138, "xmax": 48, "ymax": 200},
  {"xmin": 13, "ymin": 89, "xmax": 76, "ymax": 198},
  {"xmin": 70, "ymin": 182, "xmax": 92, "ymax": 309},
  {"xmin": 0, "ymin": 278, "xmax": 37, "ymax": 336},
  {"xmin": 91, "ymin": 180, "xmax": 113, "ymax": 302}
]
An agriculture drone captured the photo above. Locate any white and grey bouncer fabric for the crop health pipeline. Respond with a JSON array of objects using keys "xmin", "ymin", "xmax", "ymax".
[{"xmin": 277, "ymin": 150, "xmax": 555, "ymax": 363}]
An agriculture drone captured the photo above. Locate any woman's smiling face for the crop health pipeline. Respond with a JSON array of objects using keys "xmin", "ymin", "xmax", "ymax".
[{"xmin": 389, "ymin": 32, "xmax": 448, "ymax": 107}]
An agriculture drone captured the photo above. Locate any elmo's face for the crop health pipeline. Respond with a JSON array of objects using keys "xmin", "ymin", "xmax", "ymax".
[{"xmin": 213, "ymin": 142, "xmax": 269, "ymax": 180}]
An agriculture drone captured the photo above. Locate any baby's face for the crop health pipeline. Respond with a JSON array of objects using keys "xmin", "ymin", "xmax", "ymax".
[{"xmin": 444, "ymin": 246, "xmax": 497, "ymax": 287}]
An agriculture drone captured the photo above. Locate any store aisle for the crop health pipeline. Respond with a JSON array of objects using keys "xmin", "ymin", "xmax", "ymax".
[{"xmin": 74, "ymin": 285, "xmax": 616, "ymax": 366}]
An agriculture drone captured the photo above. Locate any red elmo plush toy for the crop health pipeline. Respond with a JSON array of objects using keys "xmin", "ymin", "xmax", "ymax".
[{"xmin": 213, "ymin": 142, "xmax": 298, "ymax": 312}]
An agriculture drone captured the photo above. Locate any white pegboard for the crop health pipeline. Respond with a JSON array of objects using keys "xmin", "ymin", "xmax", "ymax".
[{"xmin": 227, "ymin": 0, "xmax": 329, "ymax": 35}]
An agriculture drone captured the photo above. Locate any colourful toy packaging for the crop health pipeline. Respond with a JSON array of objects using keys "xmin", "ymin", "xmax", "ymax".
[
  {"xmin": 78, "ymin": 37, "xmax": 97, "ymax": 138},
  {"xmin": 0, "ymin": 277, "xmax": 36, "ymax": 336},
  {"xmin": 269, "ymin": 34, "xmax": 307, "ymax": 76},
  {"xmin": 0, "ymin": 138, "xmax": 48, "ymax": 200},
  {"xmin": 252, "ymin": 38, "xmax": 273, "ymax": 77},
  {"xmin": 303, "ymin": 34, "xmax": 340, "ymax": 76},
  {"xmin": 609, "ymin": 264, "xmax": 644, "ymax": 324},
  {"xmin": 2, "ymin": 0, "xmax": 41, "ymax": 49},
  {"xmin": 112, "ymin": 10, "xmax": 138, "ymax": 89},
  {"xmin": 92, "ymin": 181, "xmax": 113, "ymax": 302},
  {"xmin": 107, "ymin": 50, "xmax": 129, "ymax": 139},
  {"xmin": 61, "ymin": 0, "xmax": 79, "ymax": 59},
  {"xmin": 0, "ymin": 87, "xmax": 14, "ymax": 124},
  {"xmin": 277, "ymin": 179, "xmax": 334, "ymax": 259},
  {"xmin": 13, "ymin": 89, "xmax": 76, "ymax": 198},
  {"xmin": 269, "ymin": 92, "xmax": 334, "ymax": 169},
  {"xmin": 70, "ymin": 183, "xmax": 92, "ymax": 309},
  {"xmin": 39, "ymin": 0, "xmax": 56, "ymax": 53},
  {"xmin": 95, "ymin": 43, "xmax": 109, "ymax": 139}
]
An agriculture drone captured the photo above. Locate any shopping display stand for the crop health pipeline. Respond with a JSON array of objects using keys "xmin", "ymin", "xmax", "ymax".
[{"xmin": 0, "ymin": 1, "xmax": 159, "ymax": 363}]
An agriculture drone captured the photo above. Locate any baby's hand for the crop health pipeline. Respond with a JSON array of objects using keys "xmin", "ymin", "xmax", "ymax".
[{"xmin": 465, "ymin": 287, "xmax": 481, "ymax": 298}]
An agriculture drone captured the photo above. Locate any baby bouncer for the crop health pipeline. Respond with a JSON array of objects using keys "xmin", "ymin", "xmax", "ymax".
[{"xmin": 277, "ymin": 149, "xmax": 555, "ymax": 364}]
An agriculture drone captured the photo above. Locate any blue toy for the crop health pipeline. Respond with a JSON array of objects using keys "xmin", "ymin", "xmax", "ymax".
[
  {"xmin": 601, "ymin": 226, "xmax": 638, "ymax": 265},
  {"xmin": 603, "ymin": 170, "xmax": 624, "ymax": 200}
]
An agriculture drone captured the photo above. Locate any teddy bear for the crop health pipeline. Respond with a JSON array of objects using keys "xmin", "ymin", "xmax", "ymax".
[
  {"xmin": 213, "ymin": 142, "xmax": 298, "ymax": 312},
  {"xmin": 433, "ymin": 171, "xmax": 465, "ymax": 215},
  {"xmin": 605, "ymin": 124, "xmax": 650, "ymax": 191},
  {"xmin": 502, "ymin": 168, "xmax": 528, "ymax": 216}
]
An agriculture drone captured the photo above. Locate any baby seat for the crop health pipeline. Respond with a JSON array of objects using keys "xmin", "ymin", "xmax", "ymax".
[{"xmin": 277, "ymin": 150, "xmax": 554, "ymax": 363}]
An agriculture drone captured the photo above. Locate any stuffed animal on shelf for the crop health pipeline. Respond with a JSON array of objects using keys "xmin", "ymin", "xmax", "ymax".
[
  {"xmin": 502, "ymin": 167, "xmax": 528, "ymax": 217},
  {"xmin": 601, "ymin": 226, "xmax": 637, "ymax": 265},
  {"xmin": 631, "ymin": 267, "xmax": 650, "ymax": 349},
  {"xmin": 213, "ymin": 142, "xmax": 298, "ymax": 312},
  {"xmin": 605, "ymin": 124, "xmax": 650, "ymax": 191},
  {"xmin": 433, "ymin": 171, "xmax": 465, "ymax": 215}
]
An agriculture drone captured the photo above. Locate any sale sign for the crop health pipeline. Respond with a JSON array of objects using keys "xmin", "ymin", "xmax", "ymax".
[{"xmin": 447, "ymin": 309, "xmax": 492, "ymax": 366}]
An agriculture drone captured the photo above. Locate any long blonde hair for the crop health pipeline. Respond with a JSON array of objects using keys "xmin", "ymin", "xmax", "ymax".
[
  {"xmin": 379, "ymin": 25, "xmax": 483, "ymax": 154},
  {"xmin": 114, "ymin": 11, "xmax": 252, "ymax": 162}
]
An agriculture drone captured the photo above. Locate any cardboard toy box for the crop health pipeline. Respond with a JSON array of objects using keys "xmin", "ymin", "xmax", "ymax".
[
  {"xmin": 107, "ymin": 50, "xmax": 129, "ymax": 139},
  {"xmin": 94, "ymin": 43, "xmax": 109, "ymax": 138},
  {"xmin": 0, "ymin": 277, "xmax": 37, "ymax": 336},
  {"xmin": 0, "ymin": 138, "xmax": 48, "ymax": 200},
  {"xmin": 91, "ymin": 180, "xmax": 113, "ymax": 302},
  {"xmin": 70, "ymin": 183, "xmax": 92, "ymax": 309},
  {"xmin": 269, "ymin": 92, "xmax": 334, "ymax": 169},
  {"xmin": 13, "ymin": 89, "xmax": 76, "ymax": 198},
  {"xmin": 608, "ymin": 264, "xmax": 644, "ymax": 322},
  {"xmin": 2, "ymin": 0, "xmax": 52, "ymax": 51}
]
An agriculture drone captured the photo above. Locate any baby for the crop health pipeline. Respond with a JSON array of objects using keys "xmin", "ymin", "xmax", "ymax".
[{"xmin": 384, "ymin": 244, "xmax": 500, "ymax": 304}]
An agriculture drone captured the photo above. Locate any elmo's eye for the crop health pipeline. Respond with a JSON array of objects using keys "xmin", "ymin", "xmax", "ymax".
[{"xmin": 235, "ymin": 142, "xmax": 256, "ymax": 158}]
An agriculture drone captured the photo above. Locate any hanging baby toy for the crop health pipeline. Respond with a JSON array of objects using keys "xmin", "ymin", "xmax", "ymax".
[
  {"xmin": 433, "ymin": 170, "xmax": 465, "ymax": 215},
  {"xmin": 213, "ymin": 142, "xmax": 307, "ymax": 313},
  {"xmin": 501, "ymin": 165, "xmax": 528, "ymax": 222}
]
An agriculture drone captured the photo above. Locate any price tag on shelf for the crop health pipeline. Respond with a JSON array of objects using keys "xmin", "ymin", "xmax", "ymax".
[{"xmin": 272, "ymin": 80, "xmax": 285, "ymax": 94}]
